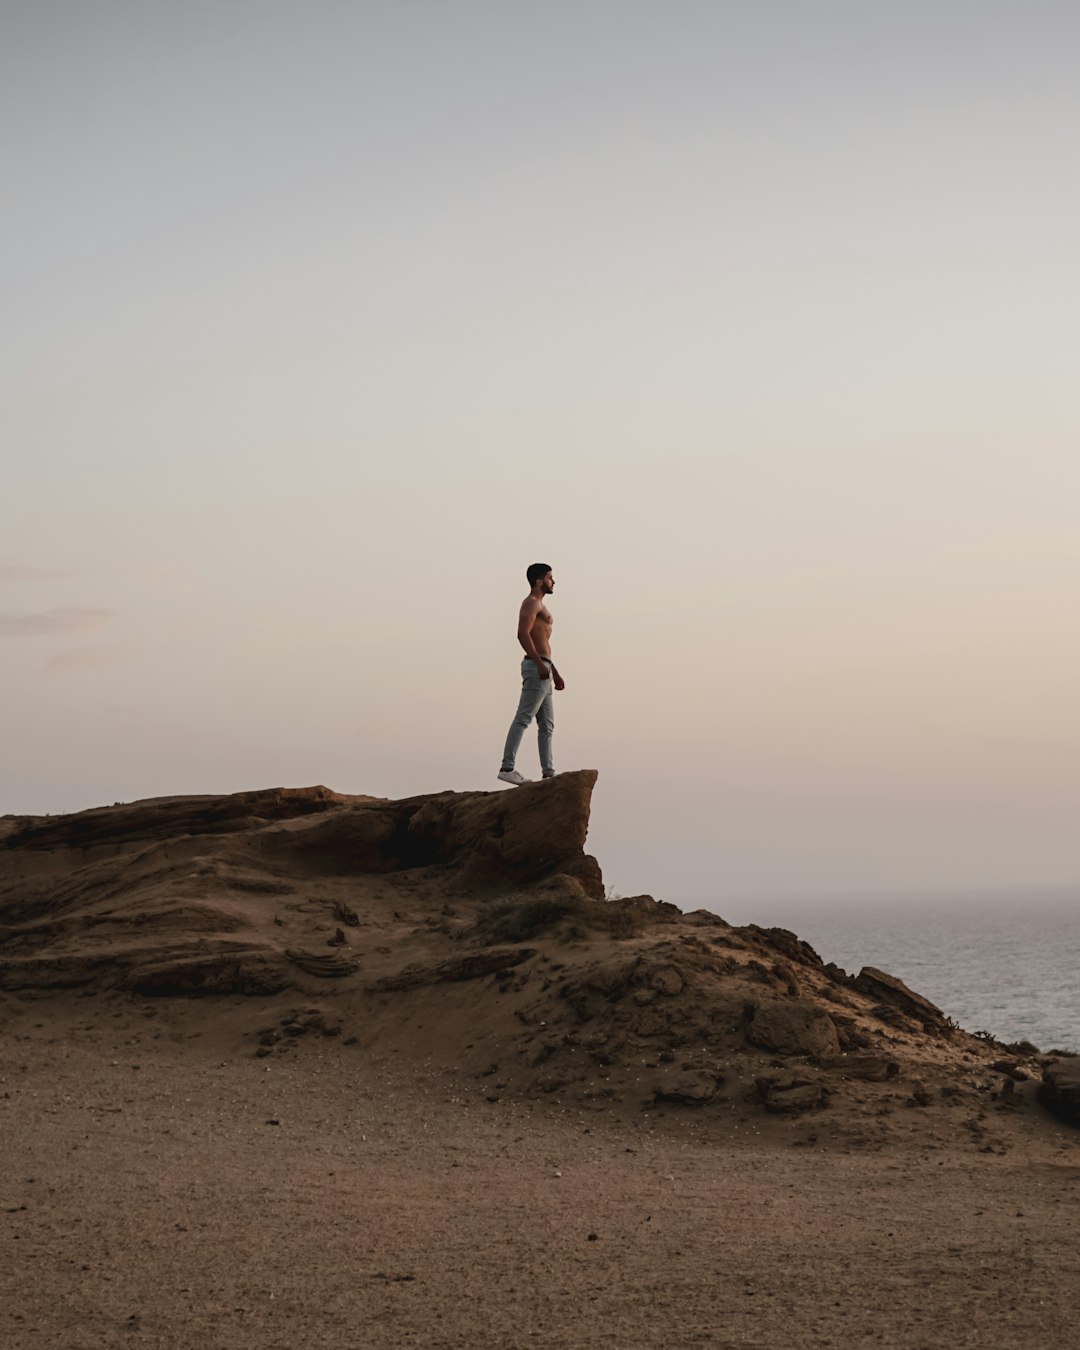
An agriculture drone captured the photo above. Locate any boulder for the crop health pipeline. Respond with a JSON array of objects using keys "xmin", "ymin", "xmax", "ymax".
[
  {"xmin": 584, "ymin": 957, "xmax": 642, "ymax": 997},
  {"xmin": 853, "ymin": 967, "xmax": 948, "ymax": 1028},
  {"xmin": 649, "ymin": 965, "xmax": 685, "ymax": 997},
  {"xmin": 651, "ymin": 1067, "xmax": 724, "ymax": 1107},
  {"xmin": 1038, "ymin": 1059, "xmax": 1080, "ymax": 1127},
  {"xmin": 745, "ymin": 998, "xmax": 840, "ymax": 1057}
]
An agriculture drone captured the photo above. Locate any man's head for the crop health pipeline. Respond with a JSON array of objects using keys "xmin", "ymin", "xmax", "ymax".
[{"xmin": 526, "ymin": 562, "xmax": 554, "ymax": 594}]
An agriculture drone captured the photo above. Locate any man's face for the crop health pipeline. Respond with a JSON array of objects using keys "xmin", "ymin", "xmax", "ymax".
[{"xmin": 542, "ymin": 572, "xmax": 554, "ymax": 594}]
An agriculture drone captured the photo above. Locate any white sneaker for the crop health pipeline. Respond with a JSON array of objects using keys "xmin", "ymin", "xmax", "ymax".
[{"xmin": 497, "ymin": 769, "xmax": 531, "ymax": 785}]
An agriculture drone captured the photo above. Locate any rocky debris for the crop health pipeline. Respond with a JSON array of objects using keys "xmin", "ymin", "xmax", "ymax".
[
  {"xmin": 828, "ymin": 1013, "xmax": 874, "ymax": 1051},
  {"xmin": 745, "ymin": 998, "xmax": 841, "ymax": 1058},
  {"xmin": 756, "ymin": 1070, "xmax": 827, "ymax": 1114},
  {"xmin": 331, "ymin": 901, "xmax": 360, "ymax": 927},
  {"xmin": 256, "ymin": 1005, "xmax": 344, "ymax": 1054},
  {"xmin": 853, "ymin": 967, "xmax": 949, "ymax": 1032},
  {"xmin": 550, "ymin": 953, "xmax": 722, "ymax": 1045},
  {"xmin": 826, "ymin": 1015, "xmax": 874, "ymax": 1053},
  {"xmin": 1038, "ymin": 1058, "xmax": 1080, "ymax": 1127},
  {"xmin": 494, "ymin": 934, "xmax": 1016, "ymax": 1123}
]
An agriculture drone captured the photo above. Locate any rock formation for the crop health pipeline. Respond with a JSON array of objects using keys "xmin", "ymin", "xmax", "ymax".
[
  {"xmin": 1038, "ymin": 1058, "xmax": 1080, "ymax": 1127},
  {"xmin": 0, "ymin": 772, "xmax": 1069, "ymax": 1137}
]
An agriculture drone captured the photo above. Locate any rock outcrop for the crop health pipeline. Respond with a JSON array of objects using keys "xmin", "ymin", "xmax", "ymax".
[
  {"xmin": 0, "ymin": 772, "xmax": 601, "ymax": 995},
  {"xmin": 852, "ymin": 966, "xmax": 950, "ymax": 1034},
  {"xmin": 254, "ymin": 770, "xmax": 603, "ymax": 893},
  {"xmin": 1038, "ymin": 1058, "xmax": 1080, "ymax": 1127},
  {"xmin": 0, "ymin": 772, "xmax": 1062, "ymax": 1138}
]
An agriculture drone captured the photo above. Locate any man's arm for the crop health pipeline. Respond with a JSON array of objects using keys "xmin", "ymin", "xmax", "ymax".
[{"xmin": 517, "ymin": 599, "xmax": 549, "ymax": 679}]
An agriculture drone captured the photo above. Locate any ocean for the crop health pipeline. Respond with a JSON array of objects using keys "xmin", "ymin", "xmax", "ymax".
[{"xmin": 711, "ymin": 895, "xmax": 1080, "ymax": 1054}]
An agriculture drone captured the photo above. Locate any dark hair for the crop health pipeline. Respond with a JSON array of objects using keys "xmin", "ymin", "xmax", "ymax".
[{"xmin": 526, "ymin": 562, "xmax": 552, "ymax": 586}]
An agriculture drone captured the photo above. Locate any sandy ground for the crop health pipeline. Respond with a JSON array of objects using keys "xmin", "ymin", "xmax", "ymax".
[{"xmin": 3, "ymin": 994, "xmax": 1078, "ymax": 1350}]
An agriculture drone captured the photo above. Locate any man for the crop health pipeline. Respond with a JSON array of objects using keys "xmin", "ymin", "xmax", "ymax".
[{"xmin": 497, "ymin": 563, "xmax": 565, "ymax": 785}]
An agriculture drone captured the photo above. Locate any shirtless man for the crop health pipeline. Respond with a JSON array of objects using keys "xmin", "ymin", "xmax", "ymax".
[{"xmin": 497, "ymin": 563, "xmax": 565, "ymax": 785}]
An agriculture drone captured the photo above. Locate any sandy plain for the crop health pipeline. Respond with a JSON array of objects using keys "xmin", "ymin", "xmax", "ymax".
[{"xmin": 3, "ymin": 993, "xmax": 1078, "ymax": 1350}]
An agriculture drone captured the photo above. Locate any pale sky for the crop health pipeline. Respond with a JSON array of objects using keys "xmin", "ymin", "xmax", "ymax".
[{"xmin": 3, "ymin": 1, "xmax": 1078, "ymax": 909}]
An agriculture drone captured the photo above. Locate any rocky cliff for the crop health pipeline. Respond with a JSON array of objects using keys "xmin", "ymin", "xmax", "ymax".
[{"xmin": 1, "ymin": 772, "xmax": 1070, "ymax": 1139}]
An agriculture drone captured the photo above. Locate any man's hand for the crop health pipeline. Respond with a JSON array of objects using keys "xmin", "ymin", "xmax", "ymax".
[
  {"xmin": 534, "ymin": 660, "xmax": 550, "ymax": 681},
  {"xmin": 553, "ymin": 672, "xmax": 566, "ymax": 691}
]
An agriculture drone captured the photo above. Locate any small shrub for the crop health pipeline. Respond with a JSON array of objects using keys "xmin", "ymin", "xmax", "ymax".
[
  {"xmin": 476, "ymin": 888, "xmax": 647, "ymax": 944},
  {"xmin": 478, "ymin": 891, "xmax": 585, "ymax": 943}
]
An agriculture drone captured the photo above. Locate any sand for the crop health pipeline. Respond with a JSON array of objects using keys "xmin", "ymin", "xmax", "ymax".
[{"xmin": 3, "ymin": 992, "xmax": 1078, "ymax": 1350}]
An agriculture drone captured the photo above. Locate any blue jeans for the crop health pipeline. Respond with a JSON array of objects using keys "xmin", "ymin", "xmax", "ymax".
[{"xmin": 501, "ymin": 656, "xmax": 555, "ymax": 777}]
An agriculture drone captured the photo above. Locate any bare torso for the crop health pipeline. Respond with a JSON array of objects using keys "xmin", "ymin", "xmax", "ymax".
[{"xmin": 521, "ymin": 599, "xmax": 553, "ymax": 658}]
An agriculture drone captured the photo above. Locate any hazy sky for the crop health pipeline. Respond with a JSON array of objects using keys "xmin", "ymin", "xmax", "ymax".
[{"xmin": 3, "ymin": 1, "xmax": 1078, "ymax": 911}]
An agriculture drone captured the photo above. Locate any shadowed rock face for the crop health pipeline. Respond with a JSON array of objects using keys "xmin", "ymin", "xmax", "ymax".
[
  {"xmin": 254, "ymin": 770, "xmax": 602, "ymax": 891},
  {"xmin": 1039, "ymin": 1059, "xmax": 1080, "ymax": 1126}
]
